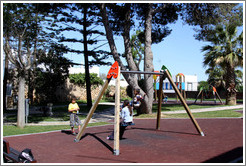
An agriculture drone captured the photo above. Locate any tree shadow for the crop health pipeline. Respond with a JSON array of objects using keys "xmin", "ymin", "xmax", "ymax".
[
  {"xmin": 203, "ymin": 147, "xmax": 243, "ymax": 163},
  {"xmin": 75, "ymin": 154, "xmax": 137, "ymax": 163}
]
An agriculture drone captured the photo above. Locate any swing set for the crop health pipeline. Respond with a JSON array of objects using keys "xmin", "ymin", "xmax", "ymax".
[
  {"xmin": 194, "ymin": 85, "xmax": 223, "ymax": 104},
  {"xmin": 74, "ymin": 61, "xmax": 205, "ymax": 156}
]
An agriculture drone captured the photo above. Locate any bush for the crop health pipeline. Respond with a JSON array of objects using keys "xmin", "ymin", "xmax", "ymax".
[{"xmin": 69, "ymin": 73, "xmax": 103, "ymax": 86}]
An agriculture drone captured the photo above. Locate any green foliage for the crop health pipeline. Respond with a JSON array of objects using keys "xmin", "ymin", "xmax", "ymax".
[
  {"xmin": 236, "ymin": 85, "xmax": 243, "ymax": 93},
  {"xmin": 198, "ymin": 81, "xmax": 210, "ymax": 91},
  {"xmin": 35, "ymin": 45, "xmax": 71, "ymax": 103},
  {"xmin": 180, "ymin": 4, "xmax": 243, "ymax": 41},
  {"xmin": 134, "ymin": 3, "xmax": 180, "ymax": 44},
  {"xmin": 69, "ymin": 73, "xmax": 103, "ymax": 86}
]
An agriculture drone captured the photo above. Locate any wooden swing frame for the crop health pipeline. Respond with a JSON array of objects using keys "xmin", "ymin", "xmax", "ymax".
[{"xmin": 74, "ymin": 62, "xmax": 205, "ymax": 156}]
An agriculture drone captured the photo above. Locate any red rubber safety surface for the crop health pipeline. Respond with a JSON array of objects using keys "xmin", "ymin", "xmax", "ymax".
[{"xmin": 3, "ymin": 118, "xmax": 243, "ymax": 163}]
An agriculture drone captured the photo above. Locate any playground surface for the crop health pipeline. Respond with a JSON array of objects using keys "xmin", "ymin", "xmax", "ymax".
[{"xmin": 3, "ymin": 118, "xmax": 243, "ymax": 163}]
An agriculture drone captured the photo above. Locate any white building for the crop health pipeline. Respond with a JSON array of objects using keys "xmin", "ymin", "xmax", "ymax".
[
  {"xmin": 108, "ymin": 78, "xmax": 129, "ymax": 87},
  {"xmin": 155, "ymin": 74, "xmax": 198, "ymax": 93},
  {"xmin": 69, "ymin": 65, "xmax": 100, "ymax": 76}
]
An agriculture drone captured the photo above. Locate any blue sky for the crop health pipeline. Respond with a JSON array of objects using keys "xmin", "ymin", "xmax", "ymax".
[
  {"xmin": 59, "ymin": 3, "xmax": 244, "ymax": 82},
  {"xmin": 65, "ymin": 17, "xmax": 212, "ymax": 82}
]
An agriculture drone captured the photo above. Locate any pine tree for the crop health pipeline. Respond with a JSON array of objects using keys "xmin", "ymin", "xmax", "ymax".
[{"xmin": 50, "ymin": 3, "xmax": 110, "ymax": 107}]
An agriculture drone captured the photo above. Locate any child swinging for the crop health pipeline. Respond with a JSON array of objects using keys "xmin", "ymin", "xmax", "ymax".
[{"xmin": 107, "ymin": 100, "xmax": 133, "ymax": 140}]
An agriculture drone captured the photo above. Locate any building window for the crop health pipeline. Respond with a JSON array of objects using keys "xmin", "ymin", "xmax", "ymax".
[
  {"xmin": 187, "ymin": 82, "xmax": 192, "ymax": 91},
  {"xmin": 165, "ymin": 83, "xmax": 168, "ymax": 90}
]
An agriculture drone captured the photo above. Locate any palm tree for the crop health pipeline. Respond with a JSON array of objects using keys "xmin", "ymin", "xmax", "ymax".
[
  {"xmin": 205, "ymin": 67, "xmax": 226, "ymax": 89},
  {"xmin": 202, "ymin": 23, "xmax": 243, "ymax": 105}
]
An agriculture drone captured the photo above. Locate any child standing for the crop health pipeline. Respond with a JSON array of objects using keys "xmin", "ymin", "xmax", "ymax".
[
  {"xmin": 68, "ymin": 98, "xmax": 82, "ymax": 135},
  {"xmin": 107, "ymin": 100, "xmax": 133, "ymax": 140}
]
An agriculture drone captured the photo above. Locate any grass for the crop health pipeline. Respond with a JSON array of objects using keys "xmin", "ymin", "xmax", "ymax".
[
  {"xmin": 152, "ymin": 103, "xmax": 227, "ymax": 112},
  {"xmin": 3, "ymin": 122, "xmax": 110, "ymax": 137}
]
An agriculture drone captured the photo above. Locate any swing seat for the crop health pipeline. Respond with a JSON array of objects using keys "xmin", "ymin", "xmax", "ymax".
[{"xmin": 121, "ymin": 122, "xmax": 135, "ymax": 127}]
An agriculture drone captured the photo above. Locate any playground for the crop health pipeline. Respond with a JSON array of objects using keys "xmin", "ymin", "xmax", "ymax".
[
  {"xmin": 3, "ymin": 117, "xmax": 243, "ymax": 163},
  {"xmin": 3, "ymin": 61, "xmax": 243, "ymax": 163}
]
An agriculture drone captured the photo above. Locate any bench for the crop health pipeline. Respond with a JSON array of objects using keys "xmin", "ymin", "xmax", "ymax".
[{"xmin": 3, "ymin": 140, "xmax": 37, "ymax": 163}]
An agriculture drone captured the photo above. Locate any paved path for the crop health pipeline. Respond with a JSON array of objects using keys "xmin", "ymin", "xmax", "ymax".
[{"xmin": 162, "ymin": 105, "xmax": 243, "ymax": 114}]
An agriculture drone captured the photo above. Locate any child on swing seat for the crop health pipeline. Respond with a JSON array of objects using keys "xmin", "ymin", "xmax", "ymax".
[
  {"xmin": 68, "ymin": 98, "xmax": 82, "ymax": 135},
  {"xmin": 107, "ymin": 100, "xmax": 133, "ymax": 140}
]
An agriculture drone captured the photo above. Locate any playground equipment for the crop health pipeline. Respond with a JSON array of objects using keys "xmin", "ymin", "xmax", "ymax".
[
  {"xmin": 176, "ymin": 73, "xmax": 186, "ymax": 102},
  {"xmin": 153, "ymin": 71, "xmax": 160, "ymax": 101},
  {"xmin": 194, "ymin": 85, "xmax": 223, "ymax": 104},
  {"xmin": 74, "ymin": 61, "xmax": 205, "ymax": 156},
  {"xmin": 74, "ymin": 61, "xmax": 121, "ymax": 155}
]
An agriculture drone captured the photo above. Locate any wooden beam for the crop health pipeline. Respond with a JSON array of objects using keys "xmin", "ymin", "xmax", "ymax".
[
  {"xmin": 156, "ymin": 75, "xmax": 164, "ymax": 130},
  {"xmin": 215, "ymin": 91, "xmax": 223, "ymax": 104},
  {"xmin": 74, "ymin": 77, "xmax": 111, "ymax": 142},
  {"xmin": 121, "ymin": 70, "xmax": 165, "ymax": 75},
  {"xmin": 164, "ymin": 69, "xmax": 205, "ymax": 136},
  {"xmin": 114, "ymin": 67, "xmax": 121, "ymax": 155}
]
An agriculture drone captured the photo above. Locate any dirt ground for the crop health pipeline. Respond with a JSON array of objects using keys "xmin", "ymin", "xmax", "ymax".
[{"xmin": 3, "ymin": 118, "xmax": 243, "ymax": 164}]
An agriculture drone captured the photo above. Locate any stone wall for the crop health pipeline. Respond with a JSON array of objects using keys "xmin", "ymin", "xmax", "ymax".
[
  {"xmin": 55, "ymin": 79, "xmax": 129, "ymax": 102},
  {"xmin": 55, "ymin": 79, "xmax": 102, "ymax": 102}
]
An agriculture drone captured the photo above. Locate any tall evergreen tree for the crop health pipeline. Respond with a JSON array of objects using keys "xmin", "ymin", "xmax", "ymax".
[{"xmin": 51, "ymin": 3, "xmax": 110, "ymax": 107}]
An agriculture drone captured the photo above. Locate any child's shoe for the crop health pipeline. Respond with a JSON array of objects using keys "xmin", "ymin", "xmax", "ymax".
[{"xmin": 107, "ymin": 136, "xmax": 114, "ymax": 140}]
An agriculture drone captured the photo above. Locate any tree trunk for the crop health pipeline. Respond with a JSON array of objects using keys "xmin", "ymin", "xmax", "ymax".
[
  {"xmin": 122, "ymin": 4, "xmax": 139, "ymax": 72},
  {"xmin": 100, "ymin": 3, "xmax": 154, "ymax": 114},
  {"xmin": 83, "ymin": 6, "xmax": 92, "ymax": 107},
  {"xmin": 225, "ymin": 64, "xmax": 237, "ymax": 105},
  {"xmin": 28, "ymin": 7, "xmax": 38, "ymax": 104},
  {"xmin": 142, "ymin": 4, "xmax": 154, "ymax": 114},
  {"xmin": 100, "ymin": 4, "xmax": 139, "ymax": 89},
  {"xmin": 17, "ymin": 76, "xmax": 26, "ymax": 128},
  {"xmin": 3, "ymin": 53, "xmax": 9, "ymax": 111}
]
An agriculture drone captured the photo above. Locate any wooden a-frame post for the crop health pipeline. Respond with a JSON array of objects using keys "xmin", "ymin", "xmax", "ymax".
[
  {"xmin": 74, "ymin": 61, "xmax": 119, "ymax": 142},
  {"xmin": 164, "ymin": 69, "xmax": 205, "ymax": 136},
  {"xmin": 114, "ymin": 66, "xmax": 121, "ymax": 155},
  {"xmin": 212, "ymin": 86, "xmax": 223, "ymax": 104},
  {"xmin": 74, "ymin": 77, "xmax": 111, "ymax": 142},
  {"xmin": 194, "ymin": 88, "xmax": 203, "ymax": 104},
  {"xmin": 156, "ymin": 74, "xmax": 164, "ymax": 130}
]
